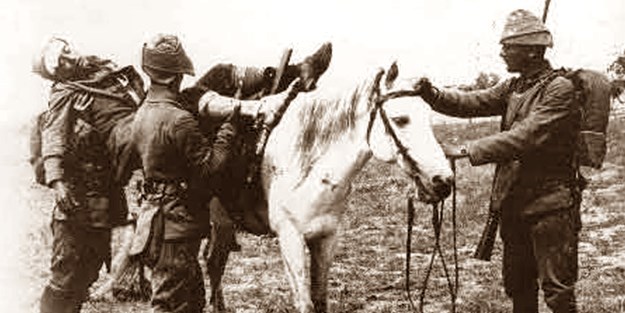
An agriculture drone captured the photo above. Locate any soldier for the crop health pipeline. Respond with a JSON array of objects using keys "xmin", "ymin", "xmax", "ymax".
[
  {"xmin": 128, "ymin": 33, "xmax": 304, "ymax": 313},
  {"xmin": 416, "ymin": 9, "xmax": 582, "ymax": 313},
  {"xmin": 32, "ymin": 37, "xmax": 130, "ymax": 313},
  {"xmin": 128, "ymin": 33, "xmax": 233, "ymax": 313}
]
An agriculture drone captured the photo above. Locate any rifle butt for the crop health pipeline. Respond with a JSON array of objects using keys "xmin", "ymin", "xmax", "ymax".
[{"xmin": 473, "ymin": 211, "xmax": 499, "ymax": 261}]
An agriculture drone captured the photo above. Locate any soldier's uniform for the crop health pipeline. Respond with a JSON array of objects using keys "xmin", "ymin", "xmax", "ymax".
[
  {"xmin": 39, "ymin": 78, "xmax": 128, "ymax": 313},
  {"xmin": 424, "ymin": 10, "xmax": 582, "ymax": 313},
  {"xmin": 129, "ymin": 34, "xmax": 237, "ymax": 313},
  {"xmin": 32, "ymin": 37, "xmax": 144, "ymax": 313}
]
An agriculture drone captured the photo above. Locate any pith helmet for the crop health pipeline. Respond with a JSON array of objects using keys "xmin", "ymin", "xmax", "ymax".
[
  {"xmin": 142, "ymin": 34, "xmax": 195, "ymax": 77},
  {"xmin": 32, "ymin": 37, "xmax": 72, "ymax": 80},
  {"xmin": 500, "ymin": 9, "xmax": 553, "ymax": 47}
]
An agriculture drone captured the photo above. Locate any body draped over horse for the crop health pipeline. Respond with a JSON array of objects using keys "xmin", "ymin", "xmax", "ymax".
[
  {"xmin": 27, "ymin": 53, "xmax": 322, "ymax": 297},
  {"xmin": 65, "ymin": 44, "xmax": 333, "ymax": 301}
]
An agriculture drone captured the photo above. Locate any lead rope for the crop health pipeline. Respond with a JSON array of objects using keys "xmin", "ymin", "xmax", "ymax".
[{"xmin": 405, "ymin": 159, "xmax": 459, "ymax": 313}]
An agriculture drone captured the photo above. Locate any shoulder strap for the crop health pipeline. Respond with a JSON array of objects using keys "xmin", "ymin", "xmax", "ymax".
[
  {"xmin": 145, "ymin": 98, "xmax": 186, "ymax": 109},
  {"xmin": 66, "ymin": 81, "xmax": 131, "ymax": 103},
  {"xmin": 65, "ymin": 66, "xmax": 146, "ymax": 109}
]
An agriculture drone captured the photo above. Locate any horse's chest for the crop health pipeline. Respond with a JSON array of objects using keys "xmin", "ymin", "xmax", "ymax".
[
  {"xmin": 293, "ymin": 173, "xmax": 351, "ymax": 213},
  {"xmin": 271, "ymin": 171, "xmax": 351, "ymax": 238}
]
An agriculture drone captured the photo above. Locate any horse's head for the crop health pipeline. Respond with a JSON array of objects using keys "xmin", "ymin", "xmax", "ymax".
[{"xmin": 366, "ymin": 63, "xmax": 453, "ymax": 203}]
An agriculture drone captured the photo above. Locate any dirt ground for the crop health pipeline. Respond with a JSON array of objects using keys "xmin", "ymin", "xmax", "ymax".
[{"xmin": 4, "ymin": 118, "xmax": 625, "ymax": 312}]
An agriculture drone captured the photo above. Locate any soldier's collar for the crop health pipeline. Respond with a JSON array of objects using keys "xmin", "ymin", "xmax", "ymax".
[
  {"xmin": 520, "ymin": 60, "xmax": 552, "ymax": 81},
  {"xmin": 146, "ymin": 84, "xmax": 178, "ymax": 101},
  {"xmin": 513, "ymin": 61, "xmax": 553, "ymax": 92}
]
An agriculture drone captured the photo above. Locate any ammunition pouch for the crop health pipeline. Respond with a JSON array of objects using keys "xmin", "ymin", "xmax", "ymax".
[
  {"xmin": 140, "ymin": 179, "xmax": 188, "ymax": 200},
  {"xmin": 129, "ymin": 204, "xmax": 163, "ymax": 268}
]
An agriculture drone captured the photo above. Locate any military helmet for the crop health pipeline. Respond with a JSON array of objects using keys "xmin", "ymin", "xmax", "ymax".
[
  {"xmin": 142, "ymin": 34, "xmax": 195, "ymax": 79},
  {"xmin": 32, "ymin": 37, "xmax": 73, "ymax": 80},
  {"xmin": 500, "ymin": 9, "xmax": 553, "ymax": 47}
]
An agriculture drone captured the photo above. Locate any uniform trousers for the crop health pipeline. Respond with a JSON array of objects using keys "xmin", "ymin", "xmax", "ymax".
[
  {"xmin": 502, "ymin": 207, "xmax": 579, "ymax": 313},
  {"xmin": 149, "ymin": 239, "xmax": 205, "ymax": 313},
  {"xmin": 40, "ymin": 220, "xmax": 110, "ymax": 313}
]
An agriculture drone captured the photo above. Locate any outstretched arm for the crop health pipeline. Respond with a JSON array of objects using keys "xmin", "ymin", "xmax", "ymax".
[
  {"xmin": 417, "ymin": 77, "xmax": 510, "ymax": 118},
  {"xmin": 467, "ymin": 76, "xmax": 576, "ymax": 165}
]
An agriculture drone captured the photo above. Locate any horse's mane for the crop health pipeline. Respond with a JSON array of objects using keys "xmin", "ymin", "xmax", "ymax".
[{"xmin": 294, "ymin": 74, "xmax": 378, "ymax": 177}]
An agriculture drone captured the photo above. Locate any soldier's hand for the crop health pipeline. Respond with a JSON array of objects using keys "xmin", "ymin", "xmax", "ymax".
[
  {"xmin": 442, "ymin": 144, "xmax": 469, "ymax": 160},
  {"xmin": 259, "ymin": 79, "xmax": 301, "ymax": 127},
  {"xmin": 52, "ymin": 180, "xmax": 80, "ymax": 213},
  {"xmin": 257, "ymin": 99, "xmax": 279, "ymax": 127},
  {"xmin": 413, "ymin": 77, "xmax": 438, "ymax": 103},
  {"xmin": 225, "ymin": 103, "xmax": 242, "ymax": 125}
]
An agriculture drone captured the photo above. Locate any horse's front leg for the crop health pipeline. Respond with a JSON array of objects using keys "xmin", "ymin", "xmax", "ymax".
[
  {"xmin": 307, "ymin": 232, "xmax": 338, "ymax": 313},
  {"xmin": 276, "ymin": 213, "xmax": 314, "ymax": 313}
]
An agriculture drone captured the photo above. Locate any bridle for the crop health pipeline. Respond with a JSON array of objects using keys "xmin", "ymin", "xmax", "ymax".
[
  {"xmin": 365, "ymin": 70, "xmax": 424, "ymax": 189},
  {"xmin": 364, "ymin": 70, "xmax": 460, "ymax": 313}
]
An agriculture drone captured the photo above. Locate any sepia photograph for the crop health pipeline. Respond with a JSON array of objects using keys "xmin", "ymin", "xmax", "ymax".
[{"xmin": 1, "ymin": 0, "xmax": 624, "ymax": 312}]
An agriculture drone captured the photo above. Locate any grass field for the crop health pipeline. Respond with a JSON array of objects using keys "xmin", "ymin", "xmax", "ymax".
[{"xmin": 9, "ymin": 113, "xmax": 625, "ymax": 312}]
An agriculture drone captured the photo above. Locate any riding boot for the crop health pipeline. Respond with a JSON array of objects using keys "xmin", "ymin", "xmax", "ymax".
[
  {"xmin": 40, "ymin": 286, "xmax": 80, "ymax": 313},
  {"xmin": 512, "ymin": 291, "xmax": 539, "ymax": 313},
  {"xmin": 295, "ymin": 42, "xmax": 333, "ymax": 91}
]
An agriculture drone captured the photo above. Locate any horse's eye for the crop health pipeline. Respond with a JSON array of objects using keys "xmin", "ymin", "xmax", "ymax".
[{"xmin": 392, "ymin": 116, "xmax": 410, "ymax": 127}]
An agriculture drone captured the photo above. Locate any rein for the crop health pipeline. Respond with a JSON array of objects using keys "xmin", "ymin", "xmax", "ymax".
[
  {"xmin": 405, "ymin": 159, "xmax": 459, "ymax": 313},
  {"xmin": 364, "ymin": 72, "xmax": 460, "ymax": 311}
]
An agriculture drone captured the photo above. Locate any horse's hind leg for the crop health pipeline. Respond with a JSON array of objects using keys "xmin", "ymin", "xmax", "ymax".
[
  {"xmin": 308, "ymin": 233, "xmax": 337, "ymax": 313},
  {"xmin": 205, "ymin": 199, "xmax": 237, "ymax": 313},
  {"xmin": 277, "ymin": 219, "xmax": 314, "ymax": 313}
]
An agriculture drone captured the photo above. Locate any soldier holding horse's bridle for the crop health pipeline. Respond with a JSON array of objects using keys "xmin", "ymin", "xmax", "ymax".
[{"xmin": 417, "ymin": 9, "xmax": 583, "ymax": 313}]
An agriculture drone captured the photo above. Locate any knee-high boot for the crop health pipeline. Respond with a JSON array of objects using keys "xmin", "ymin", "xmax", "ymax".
[{"xmin": 40, "ymin": 286, "xmax": 81, "ymax": 313}]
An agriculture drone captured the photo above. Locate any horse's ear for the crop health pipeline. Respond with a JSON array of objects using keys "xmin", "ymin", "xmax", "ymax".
[
  {"xmin": 373, "ymin": 68, "xmax": 385, "ymax": 89},
  {"xmin": 385, "ymin": 61, "xmax": 399, "ymax": 89}
]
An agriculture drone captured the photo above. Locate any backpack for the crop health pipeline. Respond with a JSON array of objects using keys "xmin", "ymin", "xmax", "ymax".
[
  {"xmin": 29, "ymin": 66, "xmax": 145, "ymax": 186},
  {"xmin": 563, "ymin": 69, "xmax": 613, "ymax": 169}
]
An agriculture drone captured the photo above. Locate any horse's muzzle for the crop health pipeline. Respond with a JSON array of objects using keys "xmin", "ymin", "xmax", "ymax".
[
  {"xmin": 416, "ymin": 175, "xmax": 452, "ymax": 204},
  {"xmin": 432, "ymin": 175, "xmax": 452, "ymax": 199}
]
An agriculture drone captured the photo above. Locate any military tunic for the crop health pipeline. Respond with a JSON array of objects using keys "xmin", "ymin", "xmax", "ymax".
[
  {"xmin": 39, "ymin": 79, "xmax": 128, "ymax": 313},
  {"xmin": 131, "ymin": 84, "xmax": 236, "ymax": 313},
  {"xmin": 429, "ymin": 62, "xmax": 581, "ymax": 312}
]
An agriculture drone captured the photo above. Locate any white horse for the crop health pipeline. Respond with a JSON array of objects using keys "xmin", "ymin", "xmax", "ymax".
[{"xmin": 207, "ymin": 62, "xmax": 454, "ymax": 313}]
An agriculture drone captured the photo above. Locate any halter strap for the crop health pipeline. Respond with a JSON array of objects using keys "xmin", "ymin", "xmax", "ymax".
[{"xmin": 365, "ymin": 74, "xmax": 424, "ymax": 188}]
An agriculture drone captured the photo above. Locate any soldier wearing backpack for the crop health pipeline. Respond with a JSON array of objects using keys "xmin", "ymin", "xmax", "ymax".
[
  {"xmin": 415, "ymin": 9, "xmax": 587, "ymax": 313},
  {"xmin": 32, "ymin": 37, "xmax": 130, "ymax": 313}
]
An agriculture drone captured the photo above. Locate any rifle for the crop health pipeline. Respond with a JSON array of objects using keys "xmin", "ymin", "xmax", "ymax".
[
  {"xmin": 246, "ymin": 48, "xmax": 293, "ymax": 184},
  {"xmin": 473, "ymin": 0, "xmax": 553, "ymax": 261},
  {"xmin": 473, "ymin": 202, "xmax": 499, "ymax": 261},
  {"xmin": 254, "ymin": 48, "xmax": 293, "ymax": 156}
]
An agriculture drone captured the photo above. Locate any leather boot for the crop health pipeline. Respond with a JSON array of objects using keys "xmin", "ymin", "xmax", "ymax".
[
  {"xmin": 297, "ymin": 42, "xmax": 333, "ymax": 91},
  {"xmin": 512, "ymin": 291, "xmax": 539, "ymax": 313},
  {"xmin": 40, "ymin": 286, "xmax": 80, "ymax": 313}
]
